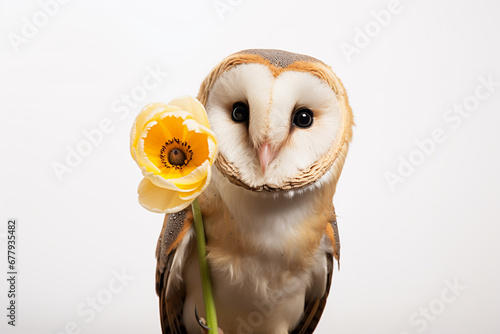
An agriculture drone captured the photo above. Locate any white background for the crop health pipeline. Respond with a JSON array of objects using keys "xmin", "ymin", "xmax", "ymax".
[{"xmin": 1, "ymin": 0, "xmax": 499, "ymax": 333}]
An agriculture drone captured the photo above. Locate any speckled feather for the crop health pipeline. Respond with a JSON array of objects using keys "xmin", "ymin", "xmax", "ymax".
[
  {"xmin": 238, "ymin": 49, "xmax": 323, "ymax": 68},
  {"xmin": 156, "ymin": 209, "xmax": 193, "ymax": 334}
]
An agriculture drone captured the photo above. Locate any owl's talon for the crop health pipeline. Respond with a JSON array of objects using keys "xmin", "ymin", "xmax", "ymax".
[
  {"xmin": 195, "ymin": 305, "xmax": 211, "ymax": 332},
  {"xmin": 194, "ymin": 305, "xmax": 224, "ymax": 334}
]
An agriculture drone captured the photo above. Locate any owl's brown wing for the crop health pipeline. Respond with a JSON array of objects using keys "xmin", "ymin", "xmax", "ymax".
[
  {"xmin": 156, "ymin": 208, "xmax": 194, "ymax": 334},
  {"xmin": 291, "ymin": 206, "xmax": 340, "ymax": 334}
]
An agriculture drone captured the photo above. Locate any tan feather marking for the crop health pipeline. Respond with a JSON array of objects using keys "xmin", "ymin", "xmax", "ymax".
[
  {"xmin": 323, "ymin": 202, "xmax": 340, "ymax": 266},
  {"xmin": 325, "ymin": 224, "xmax": 336, "ymax": 254},
  {"xmin": 281, "ymin": 204, "xmax": 332, "ymax": 271},
  {"xmin": 325, "ymin": 223, "xmax": 340, "ymax": 269}
]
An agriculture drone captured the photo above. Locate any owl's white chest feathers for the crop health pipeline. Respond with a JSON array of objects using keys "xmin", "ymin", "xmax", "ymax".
[{"xmin": 182, "ymin": 169, "xmax": 333, "ymax": 334}]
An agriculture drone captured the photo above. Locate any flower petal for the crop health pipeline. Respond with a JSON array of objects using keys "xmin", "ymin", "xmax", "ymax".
[
  {"xmin": 130, "ymin": 103, "xmax": 182, "ymax": 161},
  {"xmin": 138, "ymin": 178, "xmax": 192, "ymax": 213},
  {"xmin": 172, "ymin": 160, "xmax": 210, "ymax": 187},
  {"xmin": 169, "ymin": 96, "xmax": 211, "ymax": 129},
  {"xmin": 141, "ymin": 161, "xmax": 208, "ymax": 193},
  {"xmin": 141, "ymin": 168, "xmax": 189, "ymax": 191},
  {"xmin": 207, "ymin": 135, "xmax": 218, "ymax": 164},
  {"xmin": 182, "ymin": 118, "xmax": 218, "ymax": 163},
  {"xmin": 140, "ymin": 158, "xmax": 210, "ymax": 191},
  {"xmin": 178, "ymin": 167, "xmax": 211, "ymax": 201},
  {"xmin": 135, "ymin": 131, "xmax": 162, "ymax": 174}
]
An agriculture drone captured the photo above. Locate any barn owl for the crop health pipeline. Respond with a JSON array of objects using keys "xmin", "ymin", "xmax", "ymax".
[{"xmin": 155, "ymin": 49, "xmax": 353, "ymax": 334}]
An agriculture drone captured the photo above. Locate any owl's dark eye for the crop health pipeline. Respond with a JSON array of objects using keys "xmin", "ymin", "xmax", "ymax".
[
  {"xmin": 231, "ymin": 102, "xmax": 249, "ymax": 123},
  {"xmin": 292, "ymin": 108, "xmax": 313, "ymax": 129}
]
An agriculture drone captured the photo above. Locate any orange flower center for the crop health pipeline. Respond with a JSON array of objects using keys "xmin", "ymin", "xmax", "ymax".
[{"xmin": 159, "ymin": 138, "xmax": 193, "ymax": 170}]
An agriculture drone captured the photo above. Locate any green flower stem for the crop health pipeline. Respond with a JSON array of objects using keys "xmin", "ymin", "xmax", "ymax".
[{"xmin": 192, "ymin": 198, "xmax": 218, "ymax": 334}]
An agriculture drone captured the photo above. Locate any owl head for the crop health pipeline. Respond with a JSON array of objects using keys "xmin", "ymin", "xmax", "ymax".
[{"xmin": 197, "ymin": 49, "xmax": 353, "ymax": 196}]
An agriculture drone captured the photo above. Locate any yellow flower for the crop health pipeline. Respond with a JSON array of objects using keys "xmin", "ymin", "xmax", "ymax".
[{"xmin": 130, "ymin": 96, "xmax": 217, "ymax": 213}]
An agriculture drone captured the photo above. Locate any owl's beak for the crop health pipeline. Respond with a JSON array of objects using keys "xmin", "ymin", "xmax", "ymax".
[{"xmin": 258, "ymin": 142, "xmax": 275, "ymax": 175}]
